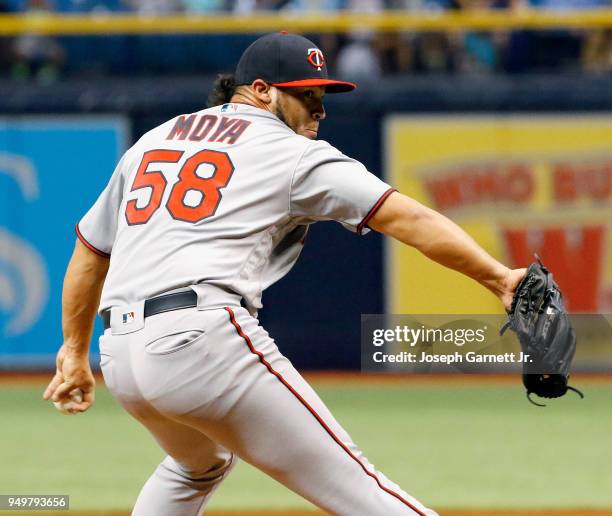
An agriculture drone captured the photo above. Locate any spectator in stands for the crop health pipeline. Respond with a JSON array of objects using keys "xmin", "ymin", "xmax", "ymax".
[
  {"xmin": 182, "ymin": 0, "xmax": 227, "ymax": 11},
  {"xmin": 316, "ymin": 0, "xmax": 413, "ymax": 78},
  {"xmin": 124, "ymin": 0, "xmax": 180, "ymax": 13},
  {"xmin": 503, "ymin": 0, "xmax": 601, "ymax": 72},
  {"xmin": 583, "ymin": 29, "xmax": 612, "ymax": 72},
  {"xmin": 11, "ymin": 0, "xmax": 65, "ymax": 82},
  {"xmin": 336, "ymin": 33, "xmax": 382, "ymax": 80},
  {"xmin": 522, "ymin": 0, "xmax": 612, "ymax": 73},
  {"xmin": 232, "ymin": 0, "xmax": 303, "ymax": 13},
  {"xmin": 434, "ymin": 0, "xmax": 513, "ymax": 74}
]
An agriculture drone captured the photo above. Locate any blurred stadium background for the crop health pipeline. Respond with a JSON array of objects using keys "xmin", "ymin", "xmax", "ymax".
[{"xmin": 0, "ymin": 2, "xmax": 611, "ymax": 514}]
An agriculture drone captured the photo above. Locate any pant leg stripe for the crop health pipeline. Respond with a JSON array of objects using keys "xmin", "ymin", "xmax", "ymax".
[{"xmin": 224, "ymin": 307, "xmax": 426, "ymax": 516}]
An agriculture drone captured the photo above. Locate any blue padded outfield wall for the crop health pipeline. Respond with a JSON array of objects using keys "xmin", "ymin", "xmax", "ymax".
[{"xmin": 0, "ymin": 117, "xmax": 128, "ymax": 368}]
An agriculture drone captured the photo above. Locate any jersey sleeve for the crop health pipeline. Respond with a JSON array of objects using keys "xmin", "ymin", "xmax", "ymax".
[
  {"xmin": 290, "ymin": 140, "xmax": 395, "ymax": 234},
  {"xmin": 76, "ymin": 152, "xmax": 129, "ymax": 257}
]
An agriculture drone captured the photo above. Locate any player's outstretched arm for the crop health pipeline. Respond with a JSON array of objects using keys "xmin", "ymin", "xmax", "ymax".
[
  {"xmin": 368, "ymin": 191, "xmax": 525, "ymax": 310},
  {"xmin": 43, "ymin": 239, "xmax": 110, "ymax": 413}
]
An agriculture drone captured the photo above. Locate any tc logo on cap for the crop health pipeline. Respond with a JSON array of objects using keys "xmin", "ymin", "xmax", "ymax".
[{"xmin": 307, "ymin": 48, "xmax": 325, "ymax": 71}]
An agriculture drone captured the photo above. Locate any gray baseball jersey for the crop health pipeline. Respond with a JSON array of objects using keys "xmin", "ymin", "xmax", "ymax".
[
  {"xmin": 77, "ymin": 103, "xmax": 394, "ymax": 313},
  {"xmin": 85, "ymin": 101, "xmax": 437, "ymax": 516}
]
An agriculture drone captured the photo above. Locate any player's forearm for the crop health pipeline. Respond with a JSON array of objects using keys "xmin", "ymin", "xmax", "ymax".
[
  {"xmin": 369, "ymin": 192, "xmax": 510, "ymax": 298},
  {"xmin": 62, "ymin": 240, "xmax": 109, "ymax": 356},
  {"xmin": 411, "ymin": 208, "xmax": 509, "ymax": 297}
]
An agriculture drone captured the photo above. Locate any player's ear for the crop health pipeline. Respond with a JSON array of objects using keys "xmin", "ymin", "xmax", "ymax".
[{"xmin": 251, "ymin": 79, "xmax": 273, "ymax": 105}]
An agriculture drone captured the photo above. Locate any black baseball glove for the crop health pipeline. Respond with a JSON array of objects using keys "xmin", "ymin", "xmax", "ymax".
[{"xmin": 500, "ymin": 256, "xmax": 584, "ymax": 407}]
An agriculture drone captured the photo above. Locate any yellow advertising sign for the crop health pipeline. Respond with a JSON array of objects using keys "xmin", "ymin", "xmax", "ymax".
[{"xmin": 385, "ymin": 116, "xmax": 612, "ymax": 314}]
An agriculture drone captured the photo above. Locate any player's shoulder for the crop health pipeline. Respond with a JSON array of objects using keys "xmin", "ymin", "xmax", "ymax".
[
  {"xmin": 302, "ymin": 138, "xmax": 339, "ymax": 153},
  {"xmin": 297, "ymin": 138, "xmax": 351, "ymax": 164}
]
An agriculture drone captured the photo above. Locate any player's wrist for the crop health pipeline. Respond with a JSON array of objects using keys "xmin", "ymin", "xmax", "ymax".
[
  {"xmin": 478, "ymin": 265, "xmax": 511, "ymax": 298},
  {"xmin": 62, "ymin": 340, "xmax": 90, "ymax": 359}
]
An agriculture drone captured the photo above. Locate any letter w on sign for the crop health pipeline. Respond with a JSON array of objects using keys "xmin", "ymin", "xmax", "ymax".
[{"xmin": 502, "ymin": 225, "xmax": 606, "ymax": 312}]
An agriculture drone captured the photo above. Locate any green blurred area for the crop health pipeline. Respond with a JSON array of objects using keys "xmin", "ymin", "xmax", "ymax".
[{"xmin": 0, "ymin": 380, "xmax": 610, "ymax": 511}]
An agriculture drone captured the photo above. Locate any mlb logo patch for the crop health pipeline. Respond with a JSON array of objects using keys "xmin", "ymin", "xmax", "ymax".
[
  {"xmin": 221, "ymin": 103, "xmax": 238, "ymax": 113},
  {"xmin": 122, "ymin": 311, "xmax": 135, "ymax": 324}
]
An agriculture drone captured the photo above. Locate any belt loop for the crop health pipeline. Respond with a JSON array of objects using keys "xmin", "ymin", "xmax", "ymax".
[{"xmin": 191, "ymin": 283, "xmax": 243, "ymax": 311}]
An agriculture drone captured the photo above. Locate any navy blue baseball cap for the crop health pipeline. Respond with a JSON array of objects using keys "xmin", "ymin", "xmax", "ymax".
[{"xmin": 235, "ymin": 32, "xmax": 356, "ymax": 94}]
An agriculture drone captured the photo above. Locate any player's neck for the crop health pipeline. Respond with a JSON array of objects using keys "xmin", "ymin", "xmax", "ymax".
[{"xmin": 230, "ymin": 92, "xmax": 272, "ymax": 114}]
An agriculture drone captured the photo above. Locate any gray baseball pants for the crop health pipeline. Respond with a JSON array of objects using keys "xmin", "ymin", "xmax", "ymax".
[{"xmin": 99, "ymin": 286, "xmax": 437, "ymax": 516}]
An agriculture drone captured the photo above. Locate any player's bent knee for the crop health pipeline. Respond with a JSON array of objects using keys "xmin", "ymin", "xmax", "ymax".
[{"xmin": 162, "ymin": 453, "xmax": 235, "ymax": 485}]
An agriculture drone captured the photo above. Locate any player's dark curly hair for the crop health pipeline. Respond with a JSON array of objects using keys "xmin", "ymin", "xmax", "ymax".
[{"xmin": 208, "ymin": 74, "xmax": 237, "ymax": 107}]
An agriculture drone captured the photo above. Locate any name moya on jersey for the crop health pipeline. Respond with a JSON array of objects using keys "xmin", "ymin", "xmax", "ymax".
[{"xmin": 167, "ymin": 113, "xmax": 251, "ymax": 144}]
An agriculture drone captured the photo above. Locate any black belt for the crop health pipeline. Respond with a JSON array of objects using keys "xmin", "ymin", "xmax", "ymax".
[{"xmin": 102, "ymin": 290, "xmax": 198, "ymax": 330}]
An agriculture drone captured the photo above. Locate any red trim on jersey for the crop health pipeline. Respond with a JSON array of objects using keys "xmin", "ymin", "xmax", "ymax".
[
  {"xmin": 75, "ymin": 224, "xmax": 110, "ymax": 258},
  {"xmin": 357, "ymin": 188, "xmax": 397, "ymax": 235},
  {"xmin": 271, "ymin": 79, "xmax": 356, "ymax": 94},
  {"xmin": 224, "ymin": 306, "xmax": 427, "ymax": 515}
]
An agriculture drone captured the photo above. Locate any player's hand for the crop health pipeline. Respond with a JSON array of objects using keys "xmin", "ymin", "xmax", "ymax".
[
  {"xmin": 43, "ymin": 344, "xmax": 95, "ymax": 413},
  {"xmin": 499, "ymin": 268, "xmax": 527, "ymax": 312}
]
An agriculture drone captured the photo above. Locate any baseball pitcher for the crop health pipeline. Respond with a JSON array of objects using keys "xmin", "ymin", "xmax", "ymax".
[{"xmin": 44, "ymin": 32, "xmax": 526, "ymax": 515}]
